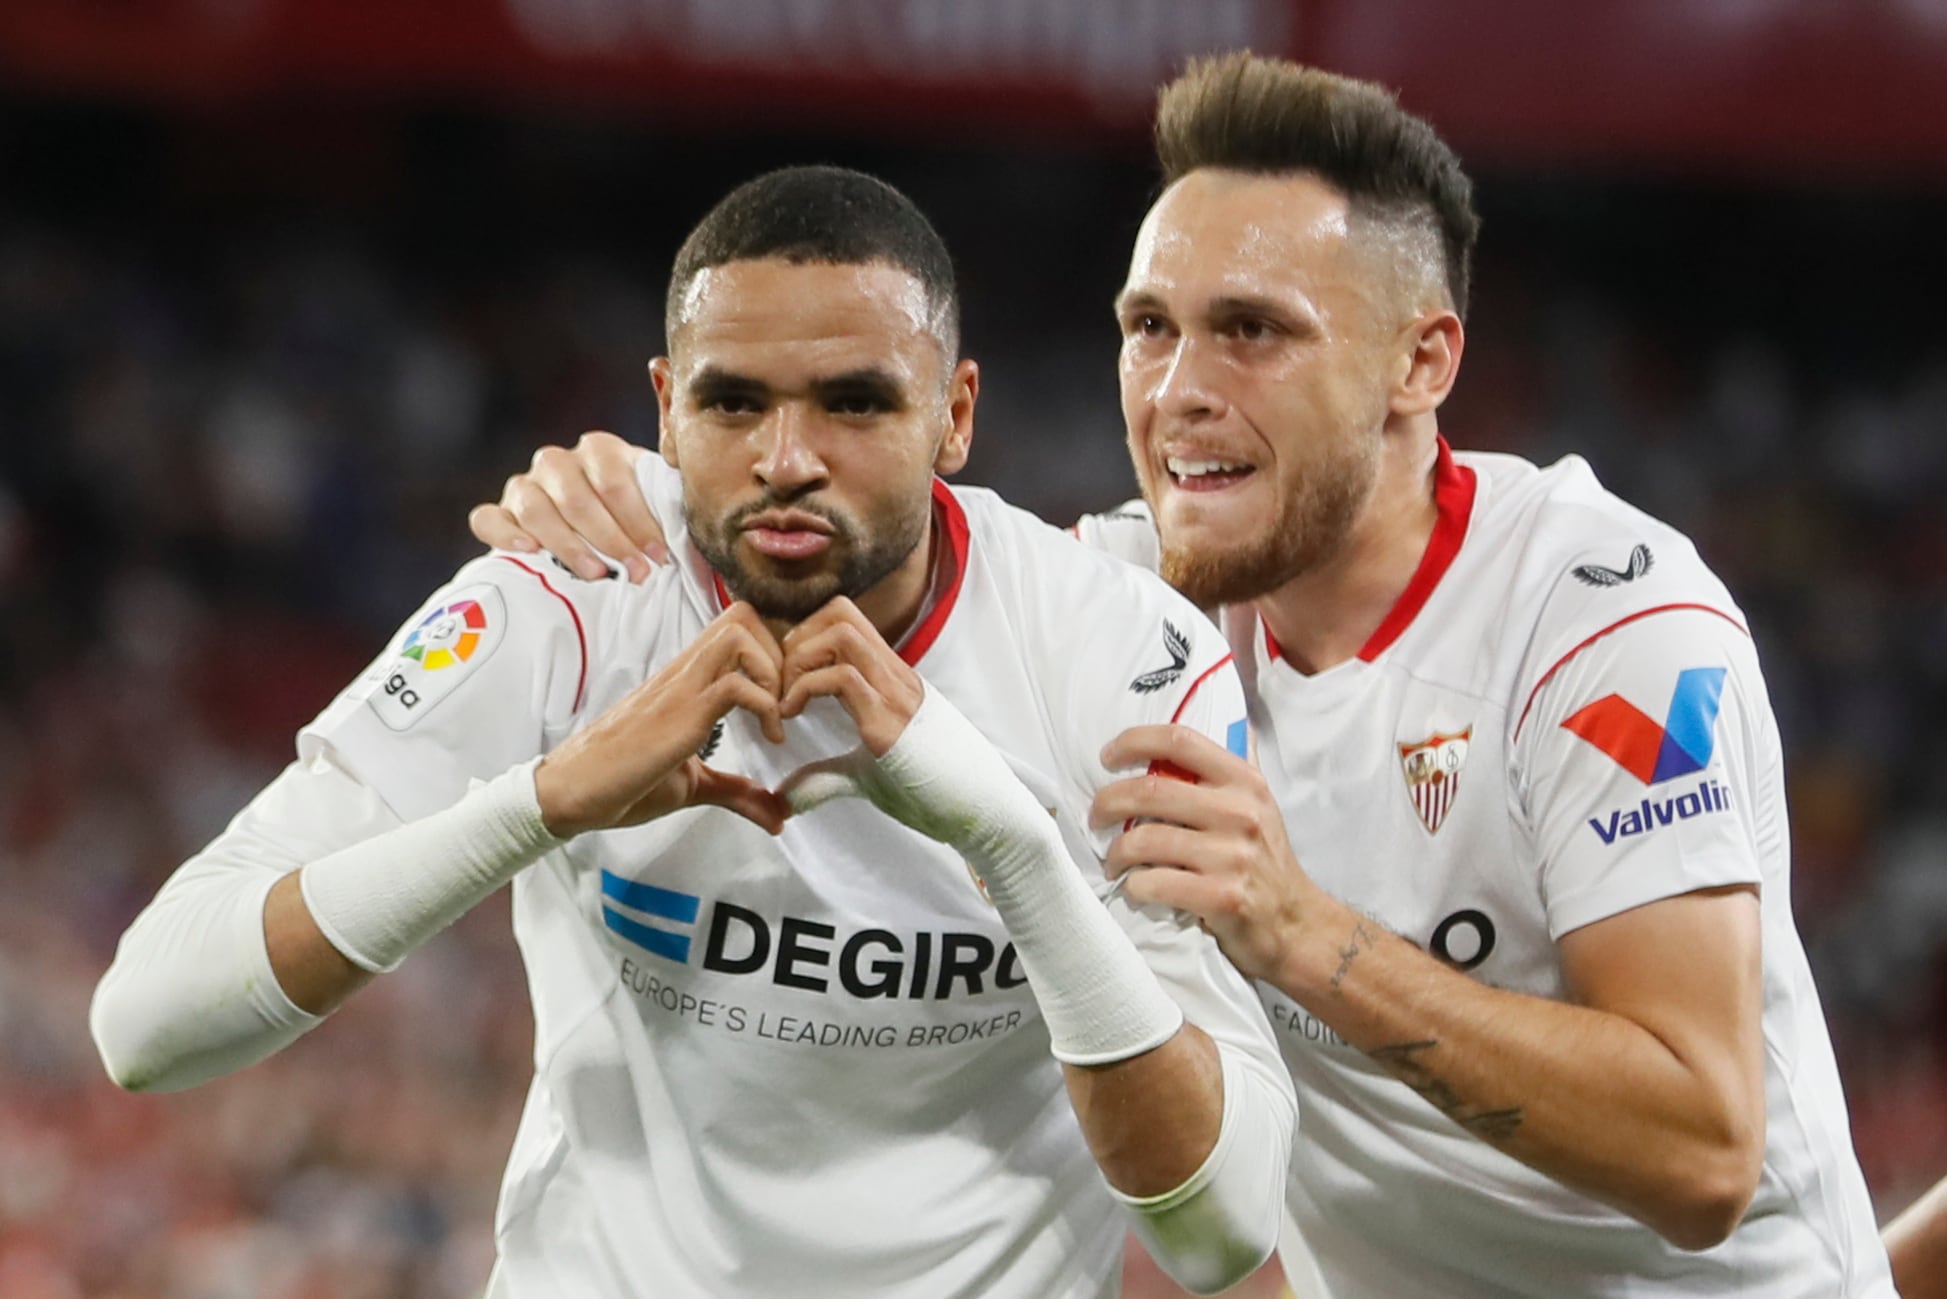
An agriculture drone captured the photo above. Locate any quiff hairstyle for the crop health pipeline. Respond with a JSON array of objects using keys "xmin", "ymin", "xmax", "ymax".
[
  {"xmin": 667, "ymin": 165, "xmax": 960, "ymax": 358},
  {"xmin": 1155, "ymin": 53, "xmax": 1480, "ymax": 320}
]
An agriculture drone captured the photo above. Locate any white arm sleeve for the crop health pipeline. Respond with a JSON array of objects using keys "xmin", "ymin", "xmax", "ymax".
[
  {"xmin": 1114, "ymin": 1045, "xmax": 1292, "ymax": 1294},
  {"xmin": 90, "ymin": 748, "xmax": 391, "ymax": 1093},
  {"xmin": 94, "ymin": 553, "xmax": 590, "ymax": 1094},
  {"xmin": 89, "ymin": 746, "xmax": 559, "ymax": 1093}
]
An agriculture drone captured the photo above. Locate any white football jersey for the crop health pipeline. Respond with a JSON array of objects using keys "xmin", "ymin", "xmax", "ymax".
[
  {"xmin": 297, "ymin": 459, "xmax": 1289, "ymax": 1299},
  {"xmin": 1083, "ymin": 441, "xmax": 1893, "ymax": 1298}
]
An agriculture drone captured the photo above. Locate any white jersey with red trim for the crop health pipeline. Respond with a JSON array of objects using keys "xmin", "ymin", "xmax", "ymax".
[
  {"xmin": 294, "ymin": 460, "xmax": 1284, "ymax": 1299},
  {"xmin": 1085, "ymin": 443, "xmax": 1891, "ymax": 1297}
]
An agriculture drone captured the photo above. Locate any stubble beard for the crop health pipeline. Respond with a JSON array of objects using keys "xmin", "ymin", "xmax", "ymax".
[
  {"xmin": 687, "ymin": 490, "xmax": 932, "ymax": 623},
  {"xmin": 1149, "ymin": 437, "xmax": 1379, "ymax": 610}
]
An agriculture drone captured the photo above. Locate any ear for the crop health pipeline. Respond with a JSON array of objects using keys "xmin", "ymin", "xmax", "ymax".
[
  {"xmin": 649, "ymin": 357, "xmax": 680, "ymax": 468},
  {"xmin": 1389, "ymin": 311, "xmax": 1465, "ymax": 418},
  {"xmin": 932, "ymin": 359, "xmax": 979, "ymax": 476}
]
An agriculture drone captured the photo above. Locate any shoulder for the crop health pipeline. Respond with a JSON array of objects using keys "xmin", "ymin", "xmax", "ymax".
[
  {"xmin": 1452, "ymin": 453, "xmax": 1758, "ymax": 742},
  {"xmin": 952, "ymin": 483, "xmax": 1219, "ymax": 666},
  {"xmin": 948, "ymin": 485, "xmax": 1238, "ymax": 744}
]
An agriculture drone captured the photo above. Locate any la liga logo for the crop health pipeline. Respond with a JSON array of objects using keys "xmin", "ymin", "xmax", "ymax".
[{"xmin": 400, "ymin": 599, "xmax": 488, "ymax": 671}]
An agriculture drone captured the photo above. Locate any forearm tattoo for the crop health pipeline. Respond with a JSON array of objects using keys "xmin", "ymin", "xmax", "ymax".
[
  {"xmin": 1331, "ymin": 919, "xmax": 1378, "ymax": 992},
  {"xmin": 1369, "ymin": 1039, "xmax": 1525, "ymax": 1142}
]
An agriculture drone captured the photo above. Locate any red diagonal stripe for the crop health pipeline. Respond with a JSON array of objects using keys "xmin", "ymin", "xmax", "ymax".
[{"xmin": 1561, "ymin": 694, "xmax": 1663, "ymax": 784}]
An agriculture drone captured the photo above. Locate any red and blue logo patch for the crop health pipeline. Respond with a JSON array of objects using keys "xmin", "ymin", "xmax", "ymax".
[{"xmin": 1561, "ymin": 666, "xmax": 1725, "ymax": 785}]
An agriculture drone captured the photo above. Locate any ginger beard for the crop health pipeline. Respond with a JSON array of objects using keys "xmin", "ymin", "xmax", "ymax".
[
  {"xmin": 685, "ymin": 486, "xmax": 933, "ymax": 623},
  {"xmin": 1144, "ymin": 429, "xmax": 1380, "ymax": 611}
]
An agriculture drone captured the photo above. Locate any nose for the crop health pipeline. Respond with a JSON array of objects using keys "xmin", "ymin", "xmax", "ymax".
[
  {"xmin": 1150, "ymin": 335, "xmax": 1228, "ymax": 423},
  {"xmin": 753, "ymin": 403, "xmax": 829, "ymax": 496}
]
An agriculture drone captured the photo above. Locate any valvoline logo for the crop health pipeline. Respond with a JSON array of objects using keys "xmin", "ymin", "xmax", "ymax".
[
  {"xmin": 1563, "ymin": 667, "xmax": 1734, "ymax": 845},
  {"xmin": 1563, "ymin": 667, "xmax": 1724, "ymax": 785}
]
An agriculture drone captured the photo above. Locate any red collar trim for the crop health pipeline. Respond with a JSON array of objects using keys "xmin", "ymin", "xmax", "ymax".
[
  {"xmin": 1258, "ymin": 439, "xmax": 1476, "ymax": 667},
  {"xmin": 1356, "ymin": 437, "xmax": 1476, "ymax": 662},
  {"xmin": 709, "ymin": 479, "xmax": 969, "ymax": 668}
]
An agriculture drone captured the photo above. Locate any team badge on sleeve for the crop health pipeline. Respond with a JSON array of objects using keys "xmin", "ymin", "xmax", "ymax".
[
  {"xmin": 369, "ymin": 584, "xmax": 507, "ymax": 731},
  {"xmin": 1399, "ymin": 728, "xmax": 1471, "ymax": 835}
]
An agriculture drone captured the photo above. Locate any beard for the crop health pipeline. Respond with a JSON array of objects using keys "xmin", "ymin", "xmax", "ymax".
[
  {"xmin": 686, "ymin": 488, "xmax": 932, "ymax": 623},
  {"xmin": 1148, "ymin": 435, "xmax": 1379, "ymax": 610}
]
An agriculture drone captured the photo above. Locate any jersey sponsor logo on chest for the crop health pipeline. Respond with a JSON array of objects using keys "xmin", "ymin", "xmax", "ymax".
[
  {"xmin": 597, "ymin": 870, "xmax": 1026, "ymax": 1002},
  {"xmin": 1398, "ymin": 727, "xmax": 1471, "ymax": 835}
]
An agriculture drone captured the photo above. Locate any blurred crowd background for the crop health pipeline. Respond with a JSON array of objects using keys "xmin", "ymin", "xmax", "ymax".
[{"xmin": 2, "ymin": 2, "xmax": 1946, "ymax": 1296}]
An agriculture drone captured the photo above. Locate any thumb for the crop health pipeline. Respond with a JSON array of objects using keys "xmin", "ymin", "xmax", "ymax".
[
  {"xmin": 689, "ymin": 765, "xmax": 793, "ymax": 835},
  {"xmin": 777, "ymin": 749, "xmax": 881, "ymax": 816}
]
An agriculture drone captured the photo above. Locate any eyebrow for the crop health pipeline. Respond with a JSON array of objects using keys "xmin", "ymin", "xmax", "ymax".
[
  {"xmin": 809, "ymin": 368, "xmax": 907, "ymax": 407},
  {"xmin": 687, "ymin": 365, "xmax": 909, "ymax": 408},
  {"xmin": 688, "ymin": 367, "xmax": 769, "ymax": 406},
  {"xmin": 1205, "ymin": 294, "xmax": 1301, "ymax": 322},
  {"xmin": 1113, "ymin": 289, "xmax": 1163, "ymax": 319}
]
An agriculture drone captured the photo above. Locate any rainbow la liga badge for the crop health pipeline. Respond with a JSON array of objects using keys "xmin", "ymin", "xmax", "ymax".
[
  {"xmin": 1398, "ymin": 726, "xmax": 1471, "ymax": 835},
  {"xmin": 368, "ymin": 584, "xmax": 506, "ymax": 732}
]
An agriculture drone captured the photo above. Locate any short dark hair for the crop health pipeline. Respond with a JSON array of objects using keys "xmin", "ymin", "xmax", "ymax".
[
  {"xmin": 1155, "ymin": 53, "xmax": 1480, "ymax": 320},
  {"xmin": 666, "ymin": 165, "xmax": 960, "ymax": 357}
]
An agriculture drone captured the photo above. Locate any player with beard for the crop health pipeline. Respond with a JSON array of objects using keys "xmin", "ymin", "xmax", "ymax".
[
  {"xmin": 470, "ymin": 56, "xmax": 1895, "ymax": 1298},
  {"xmin": 89, "ymin": 167, "xmax": 1297, "ymax": 1299}
]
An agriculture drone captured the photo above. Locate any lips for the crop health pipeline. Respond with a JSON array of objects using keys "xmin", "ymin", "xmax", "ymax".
[{"xmin": 741, "ymin": 510, "xmax": 835, "ymax": 561}]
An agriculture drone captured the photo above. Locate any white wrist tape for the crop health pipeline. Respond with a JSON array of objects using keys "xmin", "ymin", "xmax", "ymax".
[
  {"xmin": 788, "ymin": 685, "xmax": 1183, "ymax": 1065},
  {"xmin": 1113, "ymin": 1047, "xmax": 1287, "ymax": 1294},
  {"xmin": 300, "ymin": 759, "xmax": 560, "ymax": 973}
]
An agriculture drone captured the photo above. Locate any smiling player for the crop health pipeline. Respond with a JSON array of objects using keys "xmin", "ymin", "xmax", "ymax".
[{"xmin": 473, "ymin": 57, "xmax": 1896, "ymax": 1297}]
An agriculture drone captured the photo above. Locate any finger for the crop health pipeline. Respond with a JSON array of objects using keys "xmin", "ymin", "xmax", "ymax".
[
  {"xmin": 689, "ymin": 766, "xmax": 793, "ymax": 835},
  {"xmin": 715, "ymin": 605, "xmax": 786, "ymax": 679},
  {"xmin": 777, "ymin": 751, "xmax": 875, "ymax": 815},
  {"xmin": 542, "ymin": 460, "xmax": 658, "ymax": 585},
  {"xmin": 504, "ymin": 477, "xmax": 612, "ymax": 581},
  {"xmin": 1101, "ymin": 820, "xmax": 1224, "ymax": 881},
  {"xmin": 779, "ymin": 662, "xmax": 872, "ymax": 723},
  {"xmin": 467, "ymin": 503, "xmax": 540, "ymax": 553},
  {"xmin": 711, "ymin": 673, "xmax": 785, "ymax": 741},
  {"xmin": 1100, "ymin": 723, "xmax": 1251, "ymax": 784},
  {"xmin": 577, "ymin": 432, "xmax": 670, "ymax": 566},
  {"xmin": 781, "ymin": 611, "xmax": 909, "ymax": 704},
  {"xmin": 710, "ymin": 619, "xmax": 785, "ymax": 697},
  {"xmin": 1088, "ymin": 771, "xmax": 1233, "ymax": 833}
]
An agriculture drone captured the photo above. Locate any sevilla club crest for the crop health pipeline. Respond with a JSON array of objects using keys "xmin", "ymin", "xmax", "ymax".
[{"xmin": 1399, "ymin": 728, "xmax": 1472, "ymax": 835}]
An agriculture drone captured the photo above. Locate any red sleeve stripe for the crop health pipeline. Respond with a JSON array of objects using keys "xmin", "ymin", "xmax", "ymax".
[
  {"xmin": 1511, "ymin": 602, "xmax": 1749, "ymax": 741},
  {"xmin": 495, "ymin": 555, "xmax": 590, "ymax": 712},
  {"xmin": 1135, "ymin": 651, "xmax": 1241, "ymax": 796},
  {"xmin": 1170, "ymin": 652, "xmax": 1236, "ymax": 724}
]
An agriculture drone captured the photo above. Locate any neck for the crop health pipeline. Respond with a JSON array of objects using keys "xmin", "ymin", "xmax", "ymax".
[{"xmin": 1254, "ymin": 432, "xmax": 1441, "ymax": 675}]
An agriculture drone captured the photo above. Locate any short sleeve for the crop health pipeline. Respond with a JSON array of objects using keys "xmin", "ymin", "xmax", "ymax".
[
  {"xmin": 299, "ymin": 552, "xmax": 590, "ymax": 822},
  {"xmin": 1072, "ymin": 500, "xmax": 1163, "ymax": 574},
  {"xmin": 1515, "ymin": 606, "xmax": 1775, "ymax": 940},
  {"xmin": 1056, "ymin": 585, "xmax": 1248, "ymax": 859}
]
